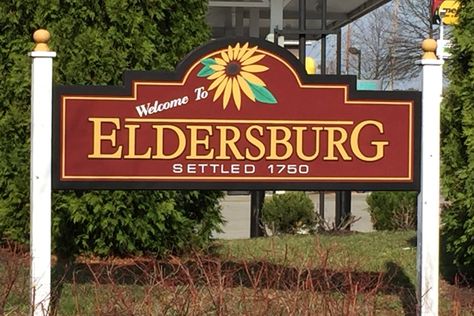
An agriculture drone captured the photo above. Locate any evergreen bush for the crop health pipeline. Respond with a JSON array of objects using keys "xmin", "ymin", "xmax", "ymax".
[
  {"xmin": 262, "ymin": 192, "xmax": 316, "ymax": 235},
  {"xmin": 366, "ymin": 191, "xmax": 417, "ymax": 230},
  {"xmin": 440, "ymin": 0, "xmax": 474, "ymax": 274},
  {"xmin": 0, "ymin": 0, "xmax": 224, "ymax": 258}
]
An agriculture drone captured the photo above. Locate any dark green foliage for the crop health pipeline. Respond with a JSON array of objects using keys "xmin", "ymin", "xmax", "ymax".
[
  {"xmin": 440, "ymin": 0, "xmax": 474, "ymax": 272},
  {"xmin": 0, "ymin": 0, "xmax": 224, "ymax": 258},
  {"xmin": 174, "ymin": 190, "xmax": 226, "ymax": 243},
  {"xmin": 262, "ymin": 192, "xmax": 315, "ymax": 235},
  {"xmin": 366, "ymin": 192, "xmax": 417, "ymax": 230}
]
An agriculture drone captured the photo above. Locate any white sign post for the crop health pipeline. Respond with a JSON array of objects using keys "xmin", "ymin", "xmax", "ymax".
[
  {"xmin": 29, "ymin": 29, "xmax": 56, "ymax": 316},
  {"xmin": 417, "ymin": 39, "xmax": 443, "ymax": 315}
]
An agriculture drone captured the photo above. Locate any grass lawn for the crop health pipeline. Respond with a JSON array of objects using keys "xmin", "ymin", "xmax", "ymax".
[
  {"xmin": 214, "ymin": 230, "xmax": 417, "ymax": 281},
  {"xmin": 1, "ymin": 230, "xmax": 473, "ymax": 315}
]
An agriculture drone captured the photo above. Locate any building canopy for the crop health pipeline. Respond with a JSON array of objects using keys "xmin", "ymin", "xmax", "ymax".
[{"xmin": 207, "ymin": 0, "xmax": 391, "ymax": 39}]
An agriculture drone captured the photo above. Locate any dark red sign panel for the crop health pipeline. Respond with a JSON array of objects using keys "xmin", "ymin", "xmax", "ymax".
[{"xmin": 53, "ymin": 38, "xmax": 421, "ymax": 190}]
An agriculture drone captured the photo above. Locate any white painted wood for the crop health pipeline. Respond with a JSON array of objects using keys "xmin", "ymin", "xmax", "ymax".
[
  {"xmin": 417, "ymin": 58, "xmax": 443, "ymax": 316},
  {"xmin": 29, "ymin": 50, "xmax": 56, "ymax": 316}
]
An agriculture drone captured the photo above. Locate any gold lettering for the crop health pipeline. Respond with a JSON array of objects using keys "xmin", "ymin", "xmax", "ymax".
[
  {"xmin": 152, "ymin": 125, "xmax": 186, "ymax": 159},
  {"xmin": 186, "ymin": 125, "xmax": 214, "ymax": 159},
  {"xmin": 267, "ymin": 126, "xmax": 293, "ymax": 160},
  {"xmin": 324, "ymin": 127, "xmax": 352, "ymax": 161},
  {"xmin": 124, "ymin": 124, "xmax": 152, "ymax": 159},
  {"xmin": 245, "ymin": 125, "xmax": 265, "ymax": 160},
  {"xmin": 86, "ymin": 119, "xmax": 392, "ymax": 163},
  {"xmin": 351, "ymin": 120, "xmax": 389, "ymax": 162},
  {"xmin": 294, "ymin": 126, "xmax": 322, "ymax": 161},
  {"xmin": 216, "ymin": 126, "xmax": 244, "ymax": 160},
  {"xmin": 88, "ymin": 117, "xmax": 123, "ymax": 159}
]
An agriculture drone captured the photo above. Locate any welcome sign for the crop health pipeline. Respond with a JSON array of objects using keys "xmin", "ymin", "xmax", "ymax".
[{"xmin": 53, "ymin": 38, "xmax": 421, "ymax": 190}]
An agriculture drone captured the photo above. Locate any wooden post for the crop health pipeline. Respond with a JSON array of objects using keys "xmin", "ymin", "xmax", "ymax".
[
  {"xmin": 29, "ymin": 29, "xmax": 56, "ymax": 316},
  {"xmin": 417, "ymin": 38, "xmax": 443, "ymax": 316}
]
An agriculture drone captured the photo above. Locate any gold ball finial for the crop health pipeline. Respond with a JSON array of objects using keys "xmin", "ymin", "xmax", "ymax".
[
  {"xmin": 33, "ymin": 29, "xmax": 51, "ymax": 52},
  {"xmin": 422, "ymin": 38, "xmax": 437, "ymax": 60}
]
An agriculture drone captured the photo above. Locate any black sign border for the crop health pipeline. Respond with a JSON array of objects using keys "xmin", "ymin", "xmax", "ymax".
[{"xmin": 53, "ymin": 37, "xmax": 421, "ymax": 191}]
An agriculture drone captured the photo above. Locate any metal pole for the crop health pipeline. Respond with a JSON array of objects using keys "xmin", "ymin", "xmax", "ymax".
[
  {"xmin": 417, "ymin": 38, "xmax": 443, "ymax": 316},
  {"xmin": 357, "ymin": 52, "xmax": 362, "ymax": 79},
  {"xmin": 319, "ymin": 192, "xmax": 325, "ymax": 219},
  {"xmin": 336, "ymin": 29, "xmax": 352, "ymax": 229},
  {"xmin": 270, "ymin": 0, "xmax": 283, "ymax": 46},
  {"xmin": 249, "ymin": 8, "xmax": 260, "ymax": 38},
  {"xmin": 250, "ymin": 191, "xmax": 265, "ymax": 237},
  {"xmin": 336, "ymin": 29, "xmax": 342, "ymax": 75},
  {"xmin": 320, "ymin": 0, "xmax": 327, "ymax": 74},
  {"xmin": 318, "ymin": 0, "xmax": 328, "ymax": 220},
  {"xmin": 335, "ymin": 193, "xmax": 341, "ymax": 227},
  {"xmin": 338, "ymin": 43, "xmax": 359, "ymax": 228},
  {"xmin": 298, "ymin": 0, "xmax": 306, "ymax": 63},
  {"xmin": 29, "ymin": 29, "xmax": 56, "ymax": 316},
  {"xmin": 336, "ymin": 192, "xmax": 352, "ymax": 229}
]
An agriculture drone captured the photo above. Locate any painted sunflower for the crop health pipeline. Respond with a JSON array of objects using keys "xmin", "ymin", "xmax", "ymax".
[{"xmin": 197, "ymin": 42, "xmax": 277, "ymax": 110}]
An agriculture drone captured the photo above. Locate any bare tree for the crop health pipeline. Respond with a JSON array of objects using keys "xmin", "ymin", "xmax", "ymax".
[
  {"xmin": 351, "ymin": 4, "xmax": 393, "ymax": 81},
  {"xmin": 350, "ymin": 0, "xmax": 435, "ymax": 87},
  {"xmin": 388, "ymin": 0, "xmax": 434, "ymax": 80}
]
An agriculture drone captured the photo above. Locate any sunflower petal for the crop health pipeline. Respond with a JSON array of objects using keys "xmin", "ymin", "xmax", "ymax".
[
  {"xmin": 233, "ymin": 43, "xmax": 241, "ymax": 61},
  {"xmin": 221, "ymin": 51, "xmax": 230, "ymax": 63},
  {"xmin": 228, "ymin": 45, "xmax": 234, "ymax": 60},
  {"xmin": 241, "ymin": 64, "xmax": 269, "ymax": 73},
  {"xmin": 213, "ymin": 76, "xmax": 228, "ymax": 101},
  {"xmin": 240, "ymin": 46, "xmax": 258, "ymax": 62},
  {"xmin": 232, "ymin": 77, "xmax": 242, "ymax": 110},
  {"xmin": 215, "ymin": 57, "xmax": 227, "ymax": 65},
  {"xmin": 210, "ymin": 64, "xmax": 225, "ymax": 71},
  {"xmin": 237, "ymin": 42, "xmax": 249, "ymax": 60},
  {"xmin": 240, "ymin": 71, "xmax": 266, "ymax": 86},
  {"xmin": 237, "ymin": 75, "xmax": 255, "ymax": 102},
  {"xmin": 223, "ymin": 78, "xmax": 233, "ymax": 109},
  {"xmin": 207, "ymin": 70, "xmax": 225, "ymax": 85},
  {"xmin": 241, "ymin": 54, "xmax": 265, "ymax": 66}
]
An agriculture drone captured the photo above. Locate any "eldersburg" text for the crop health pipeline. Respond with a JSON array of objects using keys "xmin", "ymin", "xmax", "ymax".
[{"xmin": 87, "ymin": 118, "xmax": 389, "ymax": 164}]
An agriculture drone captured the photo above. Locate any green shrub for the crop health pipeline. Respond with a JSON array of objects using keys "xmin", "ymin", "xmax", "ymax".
[
  {"xmin": 440, "ymin": 0, "xmax": 474, "ymax": 272},
  {"xmin": 49, "ymin": 190, "xmax": 224, "ymax": 258},
  {"xmin": 262, "ymin": 192, "xmax": 315, "ymax": 235},
  {"xmin": 0, "ymin": 0, "xmax": 224, "ymax": 258},
  {"xmin": 366, "ymin": 191, "xmax": 417, "ymax": 230}
]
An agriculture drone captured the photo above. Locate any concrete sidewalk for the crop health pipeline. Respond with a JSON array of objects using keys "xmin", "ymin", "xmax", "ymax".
[{"xmin": 214, "ymin": 192, "xmax": 373, "ymax": 240}]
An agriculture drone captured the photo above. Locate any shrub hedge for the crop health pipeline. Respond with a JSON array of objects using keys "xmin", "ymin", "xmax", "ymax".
[
  {"xmin": 0, "ymin": 0, "xmax": 224, "ymax": 258},
  {"xmin": 366, "ymin": 191, "xmax": 417, "ymax": 231},
  {"xmin": 440, "ymin": 0, "xmax": 474, "ymax": 273},
  {"xmin": 262, "ymin": 192, "xmax": 316, "ymax": 235}
]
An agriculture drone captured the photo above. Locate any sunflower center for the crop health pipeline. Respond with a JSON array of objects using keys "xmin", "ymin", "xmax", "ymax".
[{"xmin": 226, "ymin": 61, "xmax": 241, "ymax": 76}]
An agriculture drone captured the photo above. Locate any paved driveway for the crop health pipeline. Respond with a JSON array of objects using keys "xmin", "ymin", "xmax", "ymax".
[{"xmin": 213, "ymin": 192, "xmax": 373, "ymax": 239}]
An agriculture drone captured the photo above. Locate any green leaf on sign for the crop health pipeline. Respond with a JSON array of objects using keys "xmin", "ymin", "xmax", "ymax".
[
  {"xmin": 201, "ymin": 58, "xmax": 217, "ymax": 66},
  {"xmin": 247, "ymin": 81, "xmax": 277, "ymax": 104},
  {"xmin": 197, "ymin": 65, "xmax": 215, "ymax": 77}
]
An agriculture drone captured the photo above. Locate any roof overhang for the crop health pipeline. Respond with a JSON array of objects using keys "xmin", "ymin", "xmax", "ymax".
[{"xmin": 207, "ymin": 0, "xmax": 391, "ymax": 39}]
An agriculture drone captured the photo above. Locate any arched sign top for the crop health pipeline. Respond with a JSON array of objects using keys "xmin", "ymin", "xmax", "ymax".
[
  {"xmin": 174, "ymin": 37, "xmax": 326, "ymax": 88},
  {"xmin": 53, "ymin": 38, "xmax": 421, "ymax": 191},
  {"xmin": 121, "ymin": 37, "xmax": 364, "ymax": 106}
]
